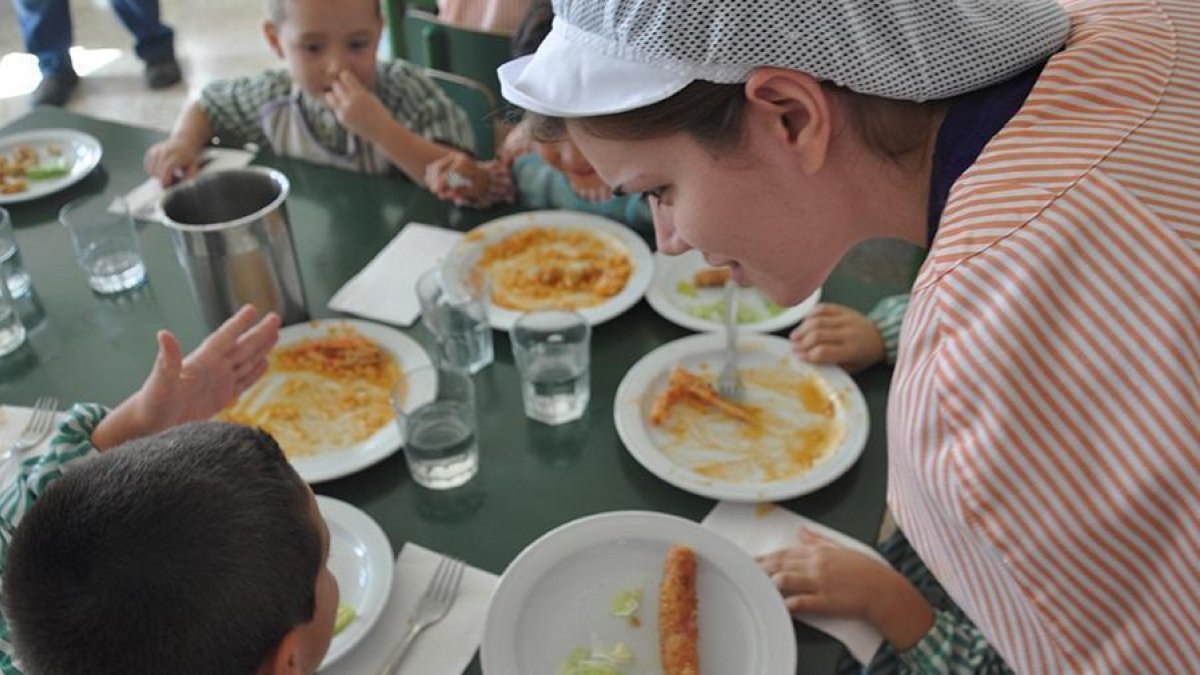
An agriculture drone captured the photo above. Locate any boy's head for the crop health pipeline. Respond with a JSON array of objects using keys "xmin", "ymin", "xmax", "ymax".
[
  {"xmin": 3, "ymin": 421, "xmax": 338, "ymax": 675},
  {"xmin": 263, "ymin": 0, "xmax": 383, "ymax": 98}
]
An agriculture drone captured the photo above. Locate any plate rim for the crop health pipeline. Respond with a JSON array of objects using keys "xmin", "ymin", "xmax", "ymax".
[
  {"xmin": 645, "ymin": 250, "xmax": 822, "ymax": 334},
  {"xmin": 266, "ymin": 318, "xmax": 433, "ymax": 483},
  {"xmin": 0, "ymin": 129, "xmax": 103, "ymax": 205},
  {"xmin": 315, "ymin": 495, "xmax": 395, "ymax": 669},
  {"xmin": 480, "ymin": 510, "xmax": 797, "ymax": 675},
  {"xmin": 613, "ymin": 333, "xmax": 869, "ymax": 502},
  {"xmin": 450, "ymin": 209, "xmax": 654, "ymax": 331}
]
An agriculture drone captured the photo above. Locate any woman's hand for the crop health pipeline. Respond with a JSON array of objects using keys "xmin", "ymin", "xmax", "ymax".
[
  {"xmin": 91, "ymin": 305, "xmax": 281, "ymax": 450},
  {"xmin": 756, "ymin": 529, "xmax": 934, "ymax": 651},
  {"xmin": 789, "ymin": 303, "xmax": 886, "ymax": 373}
]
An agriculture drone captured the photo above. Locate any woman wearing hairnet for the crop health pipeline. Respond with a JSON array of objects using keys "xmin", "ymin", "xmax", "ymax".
[{"xmin": 499, "ymin": 1, "xmax": 1200, "ymax": 672}]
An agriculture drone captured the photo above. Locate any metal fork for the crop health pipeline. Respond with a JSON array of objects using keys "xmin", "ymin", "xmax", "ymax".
[
  {"xmin": 378, "ymin": 555, "xmax": 466, "ymax": 675},
  {"xmin": 1, "ymin": 396, "xmax": 58, "ymax": 463},
  {"xmin": 716, "ymin": 280, "xmax": 744, "ymax": 400}
]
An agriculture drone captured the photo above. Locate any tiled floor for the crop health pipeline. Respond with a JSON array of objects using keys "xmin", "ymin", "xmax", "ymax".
[{"xmin": 0, "ymin": 0, "xmax": 277, "ymax": 131}]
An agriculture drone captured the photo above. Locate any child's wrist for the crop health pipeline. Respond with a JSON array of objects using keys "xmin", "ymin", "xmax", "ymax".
[{"xmin": 867, "ymin": 570, "xmax": 935, "ymax": 650}]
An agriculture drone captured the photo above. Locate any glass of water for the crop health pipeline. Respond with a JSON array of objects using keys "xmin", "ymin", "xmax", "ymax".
[
  {"xmin": 417, "ymin": 264, "xmax": 493, "ymax": 373},
  {"xmin": 0, "ymin": 208, "xmax": 32, "ymax": 300},
  {"xmin": 392, "ymin": 363, "xmax": 479, "ymax": 490},
  {"xmin": 511, "ymin": 310, "xmax": 591, "ymax": 426},
  {"xmin": 59, "ymin": 194, "xmax": 147, "ymax": 294},
  {"xmin": 0, "ymin": 265, "xmax": 26, "ymax": 358}
]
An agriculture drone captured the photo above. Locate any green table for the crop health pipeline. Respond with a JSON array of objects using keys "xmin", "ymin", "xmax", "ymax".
[{"xmin": 1, "ymin": 108, "xmax": 919, "ymax": 674}]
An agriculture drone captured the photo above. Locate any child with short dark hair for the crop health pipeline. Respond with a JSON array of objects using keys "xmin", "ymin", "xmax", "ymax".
[
  {"xmin": 145, "ymin": 0, "xmax": 490, "ymax": 198},
  {"xmin": 0, "ymin": 306, "xmax": 342, "ymax": 675}
]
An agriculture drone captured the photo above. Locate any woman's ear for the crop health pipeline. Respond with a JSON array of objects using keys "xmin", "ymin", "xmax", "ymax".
[
  {"xmin": 258, "ymin": 628, "xmax": 305, "ymax": 675},
  {"xmin": 263, "ymin": 21, "xmax": 285, "ymax": 60},
  {"xmin": 743, "ymin": 68, "xmax": 833, "ymax": 175}
]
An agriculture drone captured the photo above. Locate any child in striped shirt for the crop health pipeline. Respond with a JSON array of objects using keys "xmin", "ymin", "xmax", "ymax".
[
  {"xmin": 0, "ymin": 307, "xmax": 347, "ymax": 675},
  {"xmin": 145, "ymin": 0, "xmax": 490, "ymax": 199}
]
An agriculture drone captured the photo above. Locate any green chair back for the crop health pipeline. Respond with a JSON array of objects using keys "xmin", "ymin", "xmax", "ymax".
[
  {"xmin": 427, "ymin": 69, "xmax": 498, "ymax": 160},
  {"xmin": 401, "ymin": 9, "xmax": 512, "ymax": 104}
]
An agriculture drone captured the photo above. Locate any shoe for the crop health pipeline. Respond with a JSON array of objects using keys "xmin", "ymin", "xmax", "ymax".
[
  {"xmin": 144, "ymin": 55, "xmax": 182, "ymax": 89},
  {"xmin": 31, "ymin": 71, "xmax": 79, "ymax": 107}
]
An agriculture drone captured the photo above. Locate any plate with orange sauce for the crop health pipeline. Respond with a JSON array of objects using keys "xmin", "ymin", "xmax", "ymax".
[{"xmin": 614, "ymin": 334, "xmax": 869, "ymax": 502}]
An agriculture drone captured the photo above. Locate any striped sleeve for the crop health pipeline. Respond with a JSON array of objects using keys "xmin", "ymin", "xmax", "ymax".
[
  {"xmin": 866, "ymin": 294, "xmax": 910, "ymax": 364},
  {"xmin": 0, "ymin": 403, "xmax": 107, "ymax": 675},
  {"xmin": 379, "ymin": 61, "xmax": 476, "ymax": 155}
]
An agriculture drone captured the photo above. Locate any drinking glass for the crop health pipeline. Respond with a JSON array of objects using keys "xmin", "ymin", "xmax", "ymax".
[
  {"xmin": 0, "ymin": 266, "xmax": 26, "ymax": 358},
  {"xmin": 0, "ymin": 208, "xmax": 32, "ymax": 299},
  {"xmin": 59, "ymin": 194, "xmax": 147, "ymax": 294},
  {"xmin": 392, "ymin": 364, "xmax": 479, "ymax": 490},
  {"xmin": 417, "ymin": 264, "xmax": 493, "ymax": 373},
  {"xmin": 511, "ymin": 310, "xmax": 591, "ymax": 425}
]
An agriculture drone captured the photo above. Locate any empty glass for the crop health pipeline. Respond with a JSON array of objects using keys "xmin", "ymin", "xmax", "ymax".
[
  {"xmin": 0, "ymin": 267, "xmax": 26, "ymax": 358},
  {"xmin": 0, "ymin": 208, "xmax": 32, "ymax": 299},
  {"xmin": 511, "ymin": 310, "xmax": 591, "ymax": 426},
  {"xmin": 417, "ymin": 264, "xmax": 493, "ymax": 373},
  {"xmin": 59, "ymin": 194, "xmax": 147, "ymax": 294},
  {"xmin": 392, "ymin": 364, "xmax": 479, "ymax": 490}
]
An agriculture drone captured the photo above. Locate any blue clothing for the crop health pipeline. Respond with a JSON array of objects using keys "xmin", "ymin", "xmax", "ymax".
[
  {"xmin": 11, "ymin": 0, "xmax": 174, "ymax": 76},
  {"xmin": 926, "ymin": 63, "xmax": 1043, "ymax": 245},
  {"xmin": 512, "ymin": 154, "xmax": 653, "ymax": 234}
]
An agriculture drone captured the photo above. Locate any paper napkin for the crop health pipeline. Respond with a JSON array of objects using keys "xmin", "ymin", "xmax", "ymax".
[
  {"xmin": 327, "ymin": 223, "xmax": 464, "ymax": 327},
  {"xmin": 113, "ymin": 147, "xmax": 256, "ymax": 222},
  {"xmin": 320, "ymin": 542, "xmax": 498, "ymax": 675},
  {"xmin": 701, "ymin": 502, "xmax": 886, "ymax": 665}
]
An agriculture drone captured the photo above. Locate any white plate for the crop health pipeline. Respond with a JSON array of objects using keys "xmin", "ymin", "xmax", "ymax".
[
  {"xmin": 646, "ymin": 250, "xmax": 821, "ymax": 333},
  {"xmin": 316, "ymin": 496, "xmax": 394, "ymax": 670},
  {"xmin": 273, "ymin": 319, "xmax": 433, "ymax": 483},
  {"xmin": 449, "ymin": 210, "xmax": 654, "ymax": 331},
  {"xmin": 614, "ymin": 334, "xmax": 869, "ymax": 502},
  {"xmin": 0, "ymin": 129, "xmax": 102, "ymax": 205},
  {"xmin": 481, "ymin": 511, "xmax": 796, "ymax": 675}
]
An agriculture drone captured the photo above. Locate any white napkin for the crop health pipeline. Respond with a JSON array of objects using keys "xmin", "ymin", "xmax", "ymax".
[
  {"xmin": 701, "ymin": 502, "xmax": 886, "ymax": 665},
  {"xmin": 320, "ymin": 542, "xmax": 498, "ymax": 675},
  {"xmin": 113, "ymin": 147, "xmax": 256, "ymax": 221},
  {"xmin": 327, "ymin": 223, "xmax": 464, "ymax": 327}
]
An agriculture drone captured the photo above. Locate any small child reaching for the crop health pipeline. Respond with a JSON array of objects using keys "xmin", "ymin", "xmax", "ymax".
[
  {"xmin": 144, "ymin": 0, "xmax": 489, "ymax": 198},
  {"xmin": 424, "ymin": 0, "xmax": 653, "ymax": 232},
  {"xmin": 0, "ymin": 306, "xmax": 350, "ymax": 675}
]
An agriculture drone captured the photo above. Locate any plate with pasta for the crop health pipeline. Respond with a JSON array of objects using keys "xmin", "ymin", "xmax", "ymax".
[
  {"xmin": 449, "ymin": 210, "xmax": 654, "ymax": 330},
  {"xmin": 217, "ymin": 319, "xmax": 433, "ymax": 483},
  {"xmin": 0, "ymin": 129, "xmax": 102, "ymax": 204},
  {"xmin": 481, "ymin": 511, "xmax": 796, "ymax": 675},
  {"xmin": 614, "ymin": 334, "xmax": 869, "ymax": 502}
]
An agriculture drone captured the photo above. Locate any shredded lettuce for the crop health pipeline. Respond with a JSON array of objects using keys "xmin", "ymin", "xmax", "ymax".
[
  {"xmin": 609, "ymin": 587, "xmax": 642, "ymax": 618},
  {"xmin": 333, "ymin": 603, "xmax": 356, "ymax": 635},
  {"xmin": 557, "ymin": 638, "xmax": 636, "ymax": 675},
  {"xmin": 25, "ymin": 159, "xmax": 70, "ymax": 180}
]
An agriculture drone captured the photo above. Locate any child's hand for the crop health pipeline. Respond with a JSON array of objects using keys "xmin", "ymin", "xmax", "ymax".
[
  {"xmin": 144, "ymin": 138, "xmax": 200, "ymax": 187},
  {"xmin": 91, "ymin": 306, "xmax": 281, "ymax": 450},
  {"xmin": 425, "ymin": 153, "xmax": 494, "ymax": 206},
  {"xmin": 790, "ymin": 303, "xmax": 885, "ymax": 373},
  {"xmin": 498, "ymin": 118, "xmax": 536, "ymax": 164},
  {"xmin": 756, "ymin": 529, "xmax": 934, "ymax": 650},
  {"xmin": 325, "ymin": 70, "xmax": 392, "ymax": 141}
]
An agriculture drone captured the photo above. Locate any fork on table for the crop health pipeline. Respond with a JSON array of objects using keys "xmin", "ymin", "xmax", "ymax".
[
  {"xmin": 716, "ymin": 280, "xmax": 744, "ymax": 401},
  {"xmin": 1, "ymin": 396, "xmax": 58, "ymax": 464},
  {"xmin": 377, "ymin": 555, "xmax": 466, "ymax": 675}
]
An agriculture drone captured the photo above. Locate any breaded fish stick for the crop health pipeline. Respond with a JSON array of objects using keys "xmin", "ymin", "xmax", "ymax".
[{"xmin": 660, "ymin": 545, "xmax": 699, "ymax": 675}]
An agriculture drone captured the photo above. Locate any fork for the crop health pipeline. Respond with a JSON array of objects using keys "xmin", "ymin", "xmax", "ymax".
[
  {"xmin": 716, "ymin": 280, "xmax": 744, "ymax": 401},
  {"xmin": 378, "ymin": 555, "xmax": 466, "ymax": 675},
  {"xmin": 1, "ymin": 396, "xmax": 58, "ymax": 463}
]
